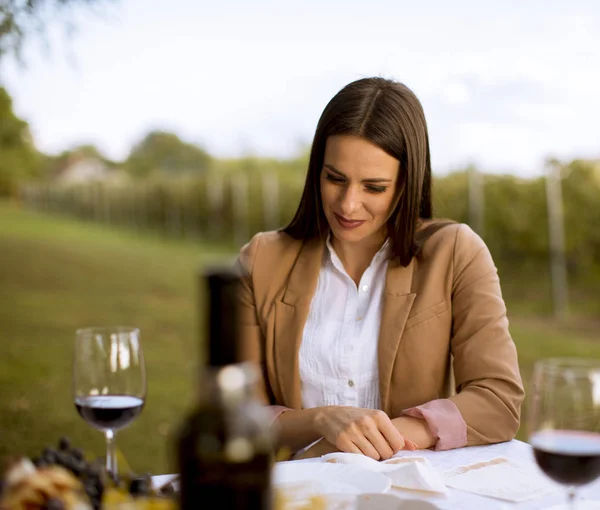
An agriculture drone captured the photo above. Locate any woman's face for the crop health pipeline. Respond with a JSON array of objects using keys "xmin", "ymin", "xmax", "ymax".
[{"xmin": 320, "ymin": 135, "xmax": 400, "ymax": 247}]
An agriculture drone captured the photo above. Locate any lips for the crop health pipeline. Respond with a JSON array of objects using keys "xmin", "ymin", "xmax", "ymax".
[{"xmin": 334, "ymin": 213, "xmax": 365, "ymax": 230}]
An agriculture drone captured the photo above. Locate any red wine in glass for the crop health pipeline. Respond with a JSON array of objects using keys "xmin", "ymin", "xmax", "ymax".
[
  {"xmin": 75, "ymin": 395, "xmax": 145, "ymax": 431},
  {"xmin": 528, "ymin": 358, "xmax": 600, "ymax": 509},
  {"xmin": 531, "ymin": 430, "xmax": 600, "ymax": 486}
]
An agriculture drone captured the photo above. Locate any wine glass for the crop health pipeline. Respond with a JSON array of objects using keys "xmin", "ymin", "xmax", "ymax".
[
  {"xmin": 528, "ymin": 357, "xmax": 600, "ymax": 509},
  {"xmin": 73, "ymin": 326, "xmax": 146, "ymax": 478}
]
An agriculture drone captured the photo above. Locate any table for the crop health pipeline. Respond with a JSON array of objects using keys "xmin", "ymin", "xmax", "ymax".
[{"xmin": 281, "ymin": 440, "xmax": 600, "ymax": 509}]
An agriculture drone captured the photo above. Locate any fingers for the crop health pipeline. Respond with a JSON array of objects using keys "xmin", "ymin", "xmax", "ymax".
[
  {"xmin": 320, "ymin": 407, "xmax": 416, "ymax": 460},
  {"xmin": 336, "ymin": 435, "xmax": 365, "ymax": 456},
  {"xmin": 374, "ymin": 411, "xmax": 406, "ymax": 453},
  {"xmin": 362, "ymin": 426, "xmax": 394, "ymax": 460},
  {"xmin": 351, "ymin": 435, "xmax": 381, "ymax": 460},
  {"xmin": 336, "ymin": 424, "xmax": 381, "ymax": 460},
  {"xmin": 338, "ymin": 414, "xmax": 403, "ymax": 460}
]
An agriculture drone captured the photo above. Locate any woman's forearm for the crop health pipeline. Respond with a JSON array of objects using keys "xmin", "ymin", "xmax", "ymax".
[
  {"xmin": 272, "ymin": 408, "xmax": 324, "ymax": 452},
  {"xmin": 391, "ymin": 415, "xmax": 436, "ymax": 449},
  {"xmin": 398, "ymin": 399, "xmax": 468, "ymax": 450}
]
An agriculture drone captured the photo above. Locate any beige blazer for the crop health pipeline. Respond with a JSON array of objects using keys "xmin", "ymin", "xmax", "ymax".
[{"xmin": 236, "ymin": 222, "xmax": 525, "ymax": 446}]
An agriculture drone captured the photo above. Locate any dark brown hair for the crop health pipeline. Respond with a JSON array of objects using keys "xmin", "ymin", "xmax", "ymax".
[{"xmin": 282, "ymin": 76, "xmax": 452, "ymax": 267}]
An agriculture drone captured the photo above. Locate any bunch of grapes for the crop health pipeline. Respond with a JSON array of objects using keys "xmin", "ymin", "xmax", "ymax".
[
  {"xmin": 1, "ymin": 437, "xmax": 175, "ymax": 510},
  {"xmin": 31, "ymin": 437, "xmax": 105, "ymax": 510}
]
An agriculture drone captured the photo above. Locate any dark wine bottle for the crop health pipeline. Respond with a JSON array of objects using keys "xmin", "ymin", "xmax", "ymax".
[{"xmin": 177, "ymin": 265, "xmax": 274, "ymax": 510}]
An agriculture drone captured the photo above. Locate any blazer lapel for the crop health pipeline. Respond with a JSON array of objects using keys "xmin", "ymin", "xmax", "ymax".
[
  {"xmin": 274, "ymin": 237, "xmax": 324, "ymax": 409},
  {"xmin": 378, "ymin": 258, "xmax": 416, "ymax": 414}
]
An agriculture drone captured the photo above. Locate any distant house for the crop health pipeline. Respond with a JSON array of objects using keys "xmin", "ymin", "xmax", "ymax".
[{"xmin": 54, "ymin": 153, "xmax": 128, "ymax": 187}]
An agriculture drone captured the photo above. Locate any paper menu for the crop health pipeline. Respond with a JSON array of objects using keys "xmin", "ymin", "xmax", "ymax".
[{"xmin": 443, "ymin": 456, "xmax": 560, "ymax": 503}]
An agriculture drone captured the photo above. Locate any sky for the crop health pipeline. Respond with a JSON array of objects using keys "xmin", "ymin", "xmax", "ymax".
[{"xmin": 1, "ymin": 0, "xmax": 600, "ymax": 177}]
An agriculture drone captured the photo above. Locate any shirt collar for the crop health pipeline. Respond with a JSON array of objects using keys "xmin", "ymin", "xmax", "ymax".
[{"xmin": 325, "ymin": 233, "xmax": 390, "ymax": 272}]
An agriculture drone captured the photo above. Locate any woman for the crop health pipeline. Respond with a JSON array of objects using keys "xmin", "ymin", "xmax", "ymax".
[{"xmin": 236, "ymin": 76, "xmax": 524, "ymax": 460}]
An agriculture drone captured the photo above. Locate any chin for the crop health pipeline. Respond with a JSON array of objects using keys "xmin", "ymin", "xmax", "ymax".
[{"xmin": 330, "ymin": 226, "xmax": 368, "ymax": 243}]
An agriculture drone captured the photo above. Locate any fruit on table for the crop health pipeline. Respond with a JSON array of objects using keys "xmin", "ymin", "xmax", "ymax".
[
  {"xmin": 101, "ymin": 487, "xmax": 177, "ymax": 510},
  {"xmin": 30, "ymin": 437, "xmax": 105, "ymax": 510},
  {"xmin": 0, "ymin": 437, "xmax": 176, "ymax": 510},
  {"xmin": 0, "ymin": 459, "xmax": 92, "ymax": 510}
]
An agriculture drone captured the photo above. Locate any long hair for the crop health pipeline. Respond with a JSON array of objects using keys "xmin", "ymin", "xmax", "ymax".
[{"xmin": 282, "ymin": 76, "xmax": 452, "ymax": 266}]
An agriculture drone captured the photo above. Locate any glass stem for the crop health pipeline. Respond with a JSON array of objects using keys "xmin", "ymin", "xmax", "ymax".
[
  {"xmin": 105, "ymin": 429, "xmax": 117, "ymax": 479},
  {"xmin": 568, "ymin": 487, "xmax": 577, "ymax": 510}
]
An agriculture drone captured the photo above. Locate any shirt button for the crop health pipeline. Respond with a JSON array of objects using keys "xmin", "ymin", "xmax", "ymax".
[
  {"xmin": 356, "ymin": 316, "xmax": 362, "ymax": 321},
  {"xmin": 348, "ymin": 379, "xmax": 355, "ymax": 388},
  {"xmin": 361, "ymin": 285, "xmax": 369, "ymax": 292}
]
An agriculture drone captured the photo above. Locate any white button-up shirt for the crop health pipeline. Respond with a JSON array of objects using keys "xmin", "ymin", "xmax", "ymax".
[{"xmin": 298, "ymin": 236, "xmax": 390, "ymax": 410}]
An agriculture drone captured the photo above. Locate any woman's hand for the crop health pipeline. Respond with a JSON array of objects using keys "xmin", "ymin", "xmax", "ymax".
[{"xmin": 313, "ymin": 407, "xmax": 414, "ymax": 460}]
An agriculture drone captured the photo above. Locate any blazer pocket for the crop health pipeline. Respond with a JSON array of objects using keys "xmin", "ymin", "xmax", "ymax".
[{"xmin": 404, "ymin": 301, "xmax": 449, "ymax": 330}]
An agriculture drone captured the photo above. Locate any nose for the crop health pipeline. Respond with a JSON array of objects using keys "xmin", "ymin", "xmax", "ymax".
[{"xmin": 339, "ymin": 185, "xmax": 361, "ymax": 217}]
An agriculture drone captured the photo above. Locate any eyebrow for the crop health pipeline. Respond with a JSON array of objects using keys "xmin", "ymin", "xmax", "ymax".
[{"xmin": 323, "ymin": 164, "xmax": 393, "ymax": 183}]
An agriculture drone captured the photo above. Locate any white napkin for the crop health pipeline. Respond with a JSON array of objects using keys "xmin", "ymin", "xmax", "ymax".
[
  {"xmin": 321, "ymin": 453, "xmax": 448, "ymax": 495},
  {"xmin": 443, "ymin": 456, "xmax": 560, "ymax": 502}
]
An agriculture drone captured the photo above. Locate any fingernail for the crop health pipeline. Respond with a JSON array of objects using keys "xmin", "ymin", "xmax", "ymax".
[{"xmin": 405, "ymin": 440, "xmax": 418, "ymax": 450}]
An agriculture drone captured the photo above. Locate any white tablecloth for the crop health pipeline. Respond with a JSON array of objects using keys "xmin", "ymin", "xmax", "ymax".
[{"xmin": 281, "ymin": 440, "xmax": 600, "ymax": 509}]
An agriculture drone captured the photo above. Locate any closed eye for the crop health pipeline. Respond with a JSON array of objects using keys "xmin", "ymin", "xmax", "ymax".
[
  {"xmin": 366, "ymin": 185, "xmax": 387, "ymax": 193},
  {"xmin": 326, "ymin": 173, "xmax": 388, "ymax": 193},
  {"xmin": 325, "ymin": 173, "xmax": 345, "ymax": 184}
]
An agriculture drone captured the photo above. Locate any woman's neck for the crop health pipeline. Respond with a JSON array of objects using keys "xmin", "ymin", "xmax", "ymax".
[{"xmin": 331, "ymin": 233, "xmax": 387, "ymax": 287}]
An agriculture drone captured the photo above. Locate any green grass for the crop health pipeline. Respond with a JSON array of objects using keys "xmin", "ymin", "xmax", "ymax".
[
  {"xmin": 0, "ymin": 201, "xmax": 599, "ymax": 474},
  {"xmin": 0, "ymin": 201, "xmax": 235, "ymax": 475}
]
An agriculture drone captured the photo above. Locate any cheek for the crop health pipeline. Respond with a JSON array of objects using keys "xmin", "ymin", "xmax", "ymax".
[
  {"xmin": 320, "ymin": 181, "xmax": 337, "ymax": 209},
  {"xmin": 368, "ymin": 194, "xmax": 396, "ymax": 219}
]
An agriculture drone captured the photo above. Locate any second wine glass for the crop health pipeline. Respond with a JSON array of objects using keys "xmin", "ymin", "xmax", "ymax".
[
  {"xmin": 528, "ymin": 357, "xmax": 600, "ymax": 509},
  {"xmin": 73, "ymin": 326, "xmax": 146, "ymax": 478}
]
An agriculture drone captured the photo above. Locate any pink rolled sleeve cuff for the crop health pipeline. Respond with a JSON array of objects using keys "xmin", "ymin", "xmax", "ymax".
[
  {"xmin": 267, "ymin": 405, "xmax": 292, "ymax": 427},
  {"xmin": 402, "ymin": 399, "xmax": 467, "ymax": 451}
]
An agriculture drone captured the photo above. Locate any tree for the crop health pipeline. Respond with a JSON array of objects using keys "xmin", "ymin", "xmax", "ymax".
[
  {"xmin": 0, "ymin": 86, "xmax": 40, "ymax": 195},
  {"xmin": 125, "ymin": 130, "xmax": 212, "ymax": 178},
  {"xmin": 1, "ymin": 0, "xmax": 111, "ymax": 62}
]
